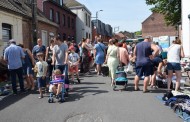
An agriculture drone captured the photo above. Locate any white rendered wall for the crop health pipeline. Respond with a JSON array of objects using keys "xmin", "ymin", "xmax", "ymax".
[
  {"xmin": 0, "ymin": 11, "xmax": 23, "ymax": 56},
  {"xmin": 71, "ymin": 8, "xmax": 91, "ymax": 43},
  {"xmin": 182, "ymin": 0, "xmax": 190, "ymax": 57}
]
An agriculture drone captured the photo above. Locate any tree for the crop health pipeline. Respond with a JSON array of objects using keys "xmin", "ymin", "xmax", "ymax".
[
  {"xmin": 135, "ymin": 31, "xmax": 142, "ymax": 36},
  {"xmin": 145, "ymin": 0, "xmax": 181, "ymax": 26}
]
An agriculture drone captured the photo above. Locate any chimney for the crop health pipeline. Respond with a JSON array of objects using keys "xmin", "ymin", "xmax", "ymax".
[{"xmin": 36, "ymin": 0, "xmax": 44, "ymax": 12}]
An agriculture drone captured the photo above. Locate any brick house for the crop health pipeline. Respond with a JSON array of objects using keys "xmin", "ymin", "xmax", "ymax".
[
  {"xmin": 142, "ymin": 12, "xmax": 177, "ymax": 39},
  {"xmin": 64, "ymin": 0, "xmax": 91, "ymax": 43},
  {"xmin": 37, "ymin": 0, "xmax": 76, "ymax": 41},
  {"xmin": 91, "ymin": 20, "xmax": 112, "ymax": 43},
  {"xmin": 0, "ymin": 0, "xmax": 58, "ymax": 54}
]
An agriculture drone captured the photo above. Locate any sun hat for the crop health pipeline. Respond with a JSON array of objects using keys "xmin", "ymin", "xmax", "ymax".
[
  {"xmin": 69, "ymin": 46, "xmax": 75, "ymax": 51},
  {"xmin": 36, "ymin": 52, "xmax": 43, "ymax": 56}
]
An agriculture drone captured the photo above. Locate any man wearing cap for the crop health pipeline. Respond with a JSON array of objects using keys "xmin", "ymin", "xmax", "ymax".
[
  {"xmin": 133, "ymin": 36, "xmax": 159, "ymax": 93},
  {"xmin": 4, "ymin": 39, "xmax": 26, "ymax": 94}
]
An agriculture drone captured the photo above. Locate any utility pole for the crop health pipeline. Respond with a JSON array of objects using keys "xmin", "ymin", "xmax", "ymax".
[
  {"xmin": 95, "ymin": 10, "xmax": 103, "ymax": 33},
  {"xmin": 32, "ymin": 0, "xmax": 37, "ymax": 46}
]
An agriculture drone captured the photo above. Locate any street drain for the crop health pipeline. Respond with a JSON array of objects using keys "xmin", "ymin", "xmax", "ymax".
[{"xmin": 65, "ymin": 113, "xmax": 103, "ymax": 122}]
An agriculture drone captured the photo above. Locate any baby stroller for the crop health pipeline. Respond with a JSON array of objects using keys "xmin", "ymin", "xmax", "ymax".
[
  {"xmin": 48, "ymin": 75, "xmax": 66, "ymax": 103},
  {"xmin": 113, "ymin": 66, "xmax": 128, "ymax": 91}
]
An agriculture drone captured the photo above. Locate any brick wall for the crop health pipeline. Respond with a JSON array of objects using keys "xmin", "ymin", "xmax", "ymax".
[
  {"xmin": 38, "ymin": 21, "xmax": 58, "ymax": 44},
  {"xmin": 142, "ymin": 13, "xmax": 177, "ymax": 37},
  {"xmin": 22, "ymin": 18, "xmax": 58, "ymax": 50},
  {"xmin": 37, "ymin": 0, "xmax": 43, "ymax": 12},
  {"xmin": 42, "ymin": 1, "xmax": 76, "ymax": 40},
  {"xmin": 22, "ymin": 19, "xmax": 33, "ymax": 50}
]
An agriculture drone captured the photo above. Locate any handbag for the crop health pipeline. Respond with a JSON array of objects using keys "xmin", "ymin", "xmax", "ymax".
[
  {"xmin": 126, "ymin": 63, "xmax": 133, "ymax": 74},
  {"xmin": 98, "ymin": 43, "xmax": 104, "ymax": 53}
]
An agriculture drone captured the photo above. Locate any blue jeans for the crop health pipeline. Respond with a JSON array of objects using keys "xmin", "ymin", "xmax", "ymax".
[
  {"xmin": 55, "ymin": 65, "xmax": 69, "ymax": 84},
  {"xmin": 9, "ymin": 67, "xmax": 24, "ymax": 93}
]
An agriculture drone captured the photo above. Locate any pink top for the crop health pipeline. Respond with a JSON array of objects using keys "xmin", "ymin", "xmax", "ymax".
[
  {"xmin": 53, "ymin": 75, "xmax": 64, "ymax": 80},
  {"xmin": 119, "ymin": 47, "xmax": 129, "ymax": 65}
]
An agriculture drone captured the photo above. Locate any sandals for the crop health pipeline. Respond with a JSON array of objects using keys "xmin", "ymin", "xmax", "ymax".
[
  {"xmin": 143, "ymin": 90, "xmax": 150, "ymax": 93},
  {"xmin": 134, "ymin": 87, "xmax": 140, "ymax": 91},
  {"xmin": 150, "ymin": 85, "xmax": 158, "ymax": 89}
]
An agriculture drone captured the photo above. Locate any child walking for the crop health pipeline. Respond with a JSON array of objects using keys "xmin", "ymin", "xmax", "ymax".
[
  {"xmin": 68, "ymin": 46, "xmax": 80, "ymax": 83},
  {"xmin": 33, "ymin": 52, "xmax": 48, "ymax": 99}
]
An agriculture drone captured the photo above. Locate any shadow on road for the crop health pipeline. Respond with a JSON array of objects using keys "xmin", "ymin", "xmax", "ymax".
[
  {"xmin": 67, "ymin": 86, "xmax": 109, "ymax": 102},
  {"xmin": 0, "ymin": 92, "xmax": 30, "ymax": 111},
  {"xmin": 81, "ymin": 82, "xmax": 106, "ymax": 85}
]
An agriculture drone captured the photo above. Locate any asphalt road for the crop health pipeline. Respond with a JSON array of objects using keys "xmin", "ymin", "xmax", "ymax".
[{"xmin": 0, "ymin": 72, "xmax": 182, "ymax": 122}]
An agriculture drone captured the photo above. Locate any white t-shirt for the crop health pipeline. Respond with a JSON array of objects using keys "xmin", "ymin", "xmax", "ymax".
[
  {"xmin": 68, "ymin": 53, "xmax": 80, "ymax": 65},
  {"xmin": 36, "ymin": 61, "xmax": 48, "ymax": 77},
  {"xmin": 167, "ymin": 44, "xmax": 181, "ymax": 63}
]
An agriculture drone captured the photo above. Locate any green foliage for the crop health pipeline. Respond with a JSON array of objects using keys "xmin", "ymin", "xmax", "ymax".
[
  {"xmin": 145, "ymin": 0, "xmax": 181, "ymax": 26},
  {"xmin": 135, "ymin": 31, "xmax": 142, "ymax": 36}
]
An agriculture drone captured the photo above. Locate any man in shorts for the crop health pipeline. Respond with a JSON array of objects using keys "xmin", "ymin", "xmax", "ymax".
[{"xmin": 133, "ymin": 36, "xmax": 159, "ymax": 93}]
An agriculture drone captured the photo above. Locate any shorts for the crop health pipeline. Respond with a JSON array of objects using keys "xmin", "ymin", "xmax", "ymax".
[
  {"xmin": 23, "ymin": 66, "xmax": 34, "ymax": 76},
  {"xmin": 37, "ymin": 77, "xmax": 46, "ymax": 88},
  {"xmin": 167, "ymin": 62, "xmax": 181, "ymax": 71},
  {"xmin": 69, "ymin": 65, "xmax": 79, "ymax": 73},
  {"xmin": 135, "ymin": 65, "xmax": 153, "ymax": 77}
]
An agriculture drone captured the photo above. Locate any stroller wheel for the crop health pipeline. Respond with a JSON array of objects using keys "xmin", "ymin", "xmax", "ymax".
[
  {"xmin": 48, "ymin": 98, "xmax": 54, "ymax": 103},
  {"xmin": 59, "ymin": 98, "xmax": 65, "ymax": 103}
]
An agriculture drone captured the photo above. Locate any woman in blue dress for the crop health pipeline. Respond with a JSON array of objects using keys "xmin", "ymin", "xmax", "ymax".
[{"xmin": 94, "ymin": 37, "xmax": 106, "ymax": 75}]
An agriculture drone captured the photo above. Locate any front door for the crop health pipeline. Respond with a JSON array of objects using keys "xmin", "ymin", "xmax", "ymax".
[{"xmin": 41, "ymin": 30, "xmax": 48, "ymax": 47}]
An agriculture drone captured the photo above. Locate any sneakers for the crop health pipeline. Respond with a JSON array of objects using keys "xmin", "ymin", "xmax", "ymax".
[
  {"xmin": 13, "ymin": 92, "xmax": 18, "ymax": 95},
  {"xmin": 20, "ymin": 89, "xmax": 27, "ymax": 94},
  {"xmin": 38, "ymin": 95, "xmax": 43, "ymax": 99},
  {"xmin": 77, "ymin": 78, "xmax": 81, "ymax": 84}
]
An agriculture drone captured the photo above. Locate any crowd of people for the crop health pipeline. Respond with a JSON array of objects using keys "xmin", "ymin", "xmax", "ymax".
[{"xmin": 1, "ymin": 35, "xmax": 185, "ymax": 98}]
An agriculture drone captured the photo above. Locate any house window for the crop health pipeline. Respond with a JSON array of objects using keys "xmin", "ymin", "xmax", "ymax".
[
  {"xmin": 63, "ymin": 33, "xmax": 66, "ymax": 40},
  {"xmin": 71, "ymin": 18, "xmax": 74, "ymax": 29},
  {"xmin": 88, "ymin": 15, "xmax": 90, "ymax": 27},
  {"xmin": 62, "ymin": 14, "xmax": 65, "ymax": 26},
  {"xmin": 86, "ymin": 32, "xmax": 88, "ymax": 38},
  {"xmin": 56, "ymin": 12, "xmax": 60, "ymax": 24},
  {"xmin": 89, "ymin": 33, "xmax": 91, "ymax": 39},
  {"xmin": 2, "ymin": 23, "xmax": 12, "ymax": 42},
  {"xmin": 50, "ymin": 9, "xmax": 54, "ymax": 21},
  {"xmin": 85, "ymin": 13, "xmax": 87, "ymax": 26},
  {"xmin": 68, "ymin": 16, "xmax": 70, "ymax": 28},
  {"xmin": 68, "ymin": 35, "xmax": 71, "ymax": 41}
]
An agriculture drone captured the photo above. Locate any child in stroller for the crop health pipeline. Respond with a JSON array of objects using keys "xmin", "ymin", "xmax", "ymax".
[{"xmin": 48, "ymin": 69, "xmax": 65, "ymax": 103}]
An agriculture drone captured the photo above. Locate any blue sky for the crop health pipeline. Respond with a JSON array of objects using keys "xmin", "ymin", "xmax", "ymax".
[{"xmin": 77, "ymin": 0, "xmax": 153, "ymax": 32}]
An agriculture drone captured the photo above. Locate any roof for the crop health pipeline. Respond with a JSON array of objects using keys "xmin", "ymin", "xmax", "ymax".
[
  {"xmin": 142, "ymin": 12, "xmax": 154, "ymax": 24},
  {"xmin": 64, "ymin": 0, "xmax": 83, "ymax": 7},
  {"xmin": 115, "ymin": 33, "xmax": 125, "ymax": 38},
  {"xmin": 46, "ymin": 0, "xmax": 76, "ymax": 16},
  {"xmin": 0, "ymin": 0, "xmax": 29, "ymax": 16},
  {"xmin": 0, "ymin": 0, "xmax": 58, "ymax": 27},
  {"xmin": 64, "ymin": 0, "xmax": 91, "ymax": 14}
]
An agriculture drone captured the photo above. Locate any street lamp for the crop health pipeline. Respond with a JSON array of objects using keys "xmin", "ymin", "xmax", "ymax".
[{"xmin": 96, "ymin": 10, "xmax": 103, "ymax": 31}]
